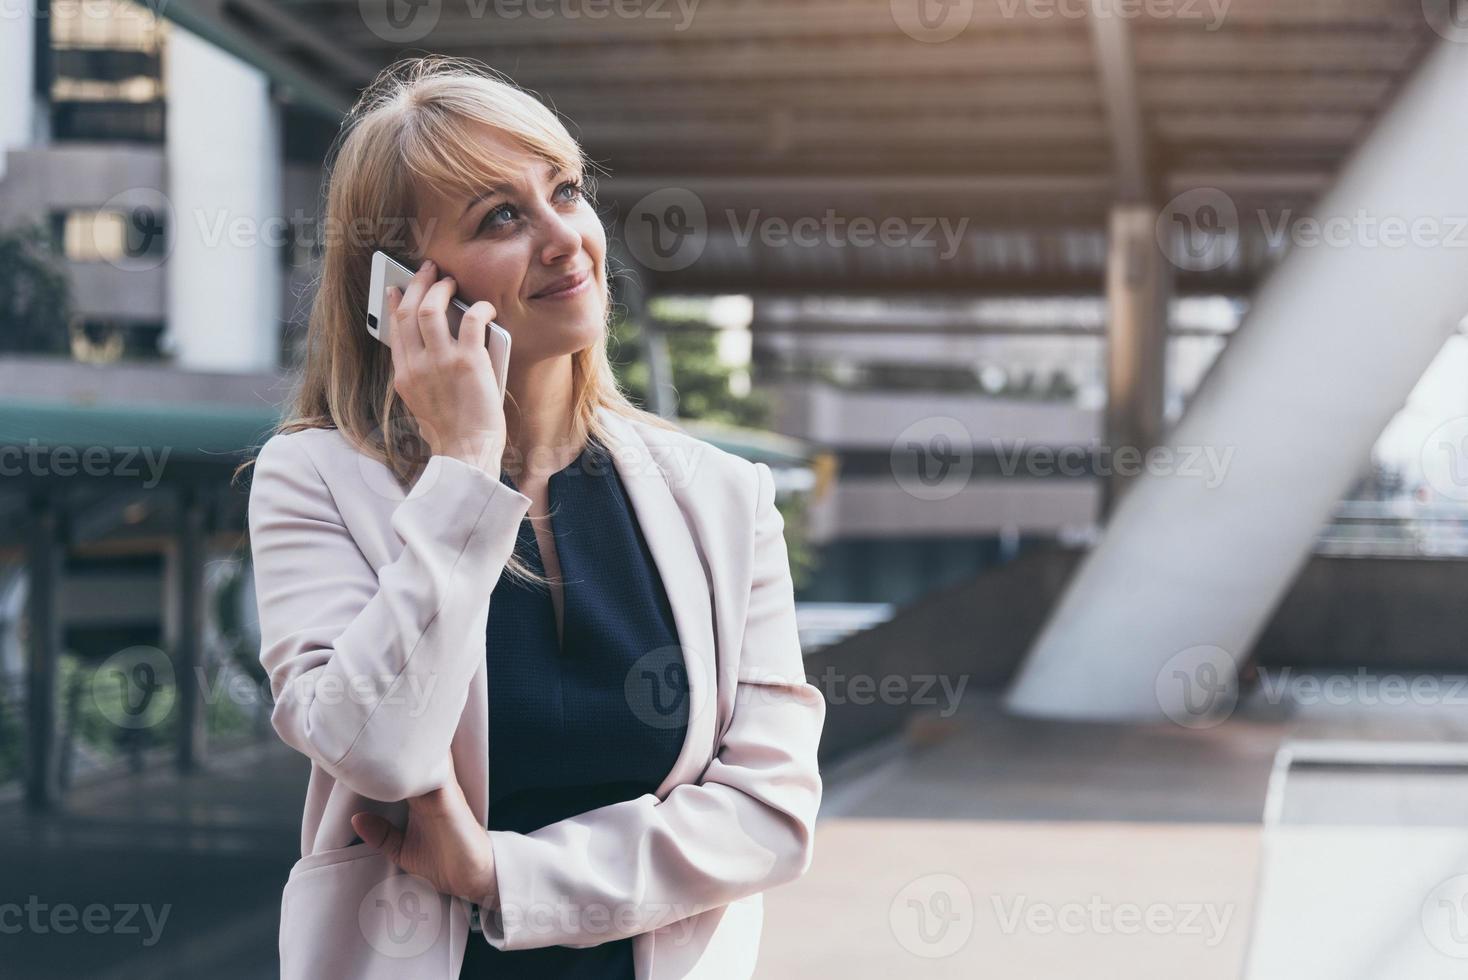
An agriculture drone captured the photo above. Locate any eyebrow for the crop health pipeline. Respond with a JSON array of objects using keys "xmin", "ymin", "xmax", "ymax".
[{"xmin": 461, "ymin": 162, "xmax": 563, "ymax": 223}]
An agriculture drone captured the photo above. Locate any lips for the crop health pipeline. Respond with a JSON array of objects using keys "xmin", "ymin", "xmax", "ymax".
[{"xmin": 530, "ymin": 269, "xmax": 591, "ymax": 299}]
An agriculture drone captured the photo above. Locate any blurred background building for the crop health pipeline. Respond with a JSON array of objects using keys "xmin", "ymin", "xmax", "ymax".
[{"xmin": 5, "ymin": 1, "xmax": 1468, "ymax": 977}]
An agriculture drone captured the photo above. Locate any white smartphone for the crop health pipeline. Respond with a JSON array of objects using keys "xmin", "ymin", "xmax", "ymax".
[{"xmin": 367, "ymin": 249, "xmax": 511, "ymax": 403}]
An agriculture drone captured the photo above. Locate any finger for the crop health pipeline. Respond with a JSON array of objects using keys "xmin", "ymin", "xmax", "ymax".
[
  {"xmin": 395, "ymin": 258, "xmax": 437, "ymax": 349},
  {"xmin": 457, "ymin": 301, "xmax": 493, "ymax": 352},
  {"xmin": 418, "ymin": 275, "xmax": 458, "ymax": 353},
  {"xmin": 384, "ymin": 286, "xmax": 418, "ymax": 356},
  {"xmin": 352, "ymin": 811, "xmax": 404, "ymax": 864}
]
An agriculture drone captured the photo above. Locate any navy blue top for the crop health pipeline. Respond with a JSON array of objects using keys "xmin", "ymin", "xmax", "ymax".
[{"xmin": 459, "ymin": 434, "xmax": 690, "ymax": 978}]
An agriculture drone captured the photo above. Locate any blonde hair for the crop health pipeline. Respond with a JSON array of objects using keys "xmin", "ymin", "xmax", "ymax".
[{"xmin": 239, "ymin": 55, "xmax": 679, "ymax": 587}]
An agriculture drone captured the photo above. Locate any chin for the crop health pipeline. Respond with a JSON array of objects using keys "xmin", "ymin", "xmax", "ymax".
[{"xmin": 521, "ymin": 317, "xmax": 604, "ymax": 360}]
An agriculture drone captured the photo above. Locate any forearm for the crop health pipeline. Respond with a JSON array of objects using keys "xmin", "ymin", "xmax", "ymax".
[
  {"xmin": 252, "ymin": 439, "xmax": 531, "ymax": 802},
  {"xmin": 475, "ymin": 677, "xmax": 825, "ymax": 950}
]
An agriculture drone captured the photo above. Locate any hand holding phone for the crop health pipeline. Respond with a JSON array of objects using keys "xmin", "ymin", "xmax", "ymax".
[
  {"xmin": 378, "ymin": 256, "xmax": 509, "ymax": 478},
  {"xmin": 367, "ymin": 249, "xmax": 510, "ymax": 405}
]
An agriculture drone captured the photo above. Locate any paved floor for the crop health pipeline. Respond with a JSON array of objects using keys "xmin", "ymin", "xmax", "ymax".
[
  {"xmin": 1, "ymin": 740, "xmax": 307, "ymax": 980},
  {"xmin": 758, "ymin": 686, "xmax": 1468, "ymax": 979},
  {"xmin": 757, "ymin": 692, "xmax": 1289, "ymax": 979},
  {"xmin": 4, "ymin": 678, "xmax": 1465, "ymax": 978}
]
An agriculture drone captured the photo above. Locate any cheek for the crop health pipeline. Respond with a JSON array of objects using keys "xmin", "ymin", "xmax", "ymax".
[
  {"xmin": 578, "ymin": 213, "xmax": 608, "ymax": 264},
  {"xmin": 462, "ymin": 246, "xmax": 530, "ymax": 310}
]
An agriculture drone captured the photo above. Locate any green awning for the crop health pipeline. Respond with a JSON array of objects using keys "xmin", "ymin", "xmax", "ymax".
[
  {"xmin": 0, "ymin": 399, "xmax": 282, "ymax": 459},
  {"xmin": 0, "ymin": 399, "xmax": 815, "ymax": 467}
]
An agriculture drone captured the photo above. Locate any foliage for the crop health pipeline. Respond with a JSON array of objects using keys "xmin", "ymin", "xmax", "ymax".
[
  {"xmin": 0, "ymin": 220, "xmax": 72, "ymax": 355},
  {"xmin": 608, "ymin": 309, "xmax": 818, "ymax": 592}
]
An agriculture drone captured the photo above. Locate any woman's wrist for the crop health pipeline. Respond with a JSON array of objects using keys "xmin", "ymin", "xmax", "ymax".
[
  {"xmin": 468, "ymin": 833, "xmax": 501, "ymax": 909},
  {"xmin": 433, "ymin": 435, "xmax": 505, "ymax": 481}
]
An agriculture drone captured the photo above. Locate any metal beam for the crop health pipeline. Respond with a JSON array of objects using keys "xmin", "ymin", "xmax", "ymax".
[
  {"xmin": 749, "ymin": 317, "xmax": 1226, "ymax": 339},
  {"xmin": 155, "ymin": 0, "xmax": 354, "ymax": 119},
  {"xmin": 599, "ymin": 174, "xmax": 1114, "ymax": 202},
  {"xmin": 574, "ymin": 114, "xmax": 1110, "ymax": 151},
  {"xmin": 1089, "ymin": 8, "xmax": 1149, "ymax": 202},
  {"xmin": 304, "ymin": 1, "xmax": 1066, "ymax": 45},
  {"xmin": 351, "ymin": 37, "xmax": 1097, "ymax": 78},
  {"xmin": 641, "ymin": 272, "xmax": 1255, "ymax": 301}
]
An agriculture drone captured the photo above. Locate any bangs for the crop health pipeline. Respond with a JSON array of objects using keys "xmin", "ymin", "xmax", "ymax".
[{"xmin": 398, "ymin": 103, "xmax": 588, "ymax": 210}]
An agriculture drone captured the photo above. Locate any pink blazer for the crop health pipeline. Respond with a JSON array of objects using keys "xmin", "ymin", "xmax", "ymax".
[{"xmin": 247, "ymin": 403, "xmax": 826, "ymax": 979}]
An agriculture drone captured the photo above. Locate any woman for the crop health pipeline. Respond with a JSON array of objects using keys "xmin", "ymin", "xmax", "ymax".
[{"xmin": 244, "ymin": 55, "xmax": 825, "ymax": 979}]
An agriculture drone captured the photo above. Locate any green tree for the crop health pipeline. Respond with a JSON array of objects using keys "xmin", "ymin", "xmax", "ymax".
[
  {"xmin": 608, "ymin": 309, "xmax": 818, "ymax": 591},
  {"xmin": 0, "ymin": 220, "xmax": 72, "ymax": 355},
  {"xmin": 608, "ymin": 312, "xmax": 774, "ymax": 428}
]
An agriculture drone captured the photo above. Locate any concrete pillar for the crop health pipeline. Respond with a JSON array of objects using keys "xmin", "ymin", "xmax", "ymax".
[
  {"xmin": 1103, "ymin": 204, "xmax": 1171, "ymax": 513},
  {"xmin": 0, "ymin": 0, "xmax": 38, "ymax": 181},
  {"xmin": 171, "ymin": 485, "xmax": 208, "ymax": 771},
  {"xmin": 1008, "ymin": 38, "xmax": 1468, "ymax": 722},
  {"xmin": 24, "ymin": 493, "xmax": 63, "ymax": 810},
  {"xmin": 610, "ymin": 243, "xmax": 676, "ymax": 418},
  {"xmin": 163, "ymin": 26, "xmax": 282, "ymax": 372}
]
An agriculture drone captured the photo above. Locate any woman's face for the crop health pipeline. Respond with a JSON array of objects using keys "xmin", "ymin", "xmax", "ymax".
[{"xmin": 413, "ymin": 126, "xmax": 607, "ymax": 367}]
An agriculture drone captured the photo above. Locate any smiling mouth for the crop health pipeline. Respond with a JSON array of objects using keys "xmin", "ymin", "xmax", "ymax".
[{"xmin": 530, "ymin": 270, "xmax": 592, "ymax": 300}]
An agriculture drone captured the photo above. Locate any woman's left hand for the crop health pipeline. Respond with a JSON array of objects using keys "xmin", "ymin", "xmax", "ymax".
[{"xmin": 350, "ymin": 754, "xmax": 500, "ymax": 907}]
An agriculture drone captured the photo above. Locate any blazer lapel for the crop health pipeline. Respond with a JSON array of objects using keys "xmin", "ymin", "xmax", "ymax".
[
  {"xmin": 457, "ymin": 408, "xmax": 721, "ymax": 829},
  {"xmin": 596, "ymin": 406, "xmax": 719, "ymax": 796}
]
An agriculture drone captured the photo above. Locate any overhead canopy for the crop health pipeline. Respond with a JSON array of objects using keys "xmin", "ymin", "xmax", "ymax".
[
  {"xmin": 0, "ymin": 397, "xmax": 816, "ymax": 552},
  {"xmin": 161, "ymin": 0, "xmax": 1440, "ymax": 297}
]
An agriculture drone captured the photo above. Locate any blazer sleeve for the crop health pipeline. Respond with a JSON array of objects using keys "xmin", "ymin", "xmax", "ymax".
[
  {"xmin": 477, "ymin": 460, "xmax": 826, "ymax": 951},
  {"xmin": 247, "ymin": 431, "xmax": 532, "ymax": 803}
]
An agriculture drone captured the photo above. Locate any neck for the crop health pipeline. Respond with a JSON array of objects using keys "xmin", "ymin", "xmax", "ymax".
[{"xmin": 503, "ymin": 354, "xmax": 581, "ymax": 480}]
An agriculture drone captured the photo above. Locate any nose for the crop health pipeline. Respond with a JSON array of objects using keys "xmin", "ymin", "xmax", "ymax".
[{"xmin": 538, "ymin": 208, "xmax": 582, "ymax": 267}]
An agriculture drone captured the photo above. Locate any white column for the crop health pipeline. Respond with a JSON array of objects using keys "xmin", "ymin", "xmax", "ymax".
[
  {"xmin": 0, "ymin": 2, "xmax": 36, "ymax": 181},
  {"xmin": 163, "ymin": 26, "xmax": 282, "ymax": 372},
  {"xmin": 1007, "ymin": 38, "xmax": 1468, "ymax": 722}
]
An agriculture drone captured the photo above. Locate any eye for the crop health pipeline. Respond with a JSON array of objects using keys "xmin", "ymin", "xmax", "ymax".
[
  {"xmin": 556, "ymin": 179, "xmax": 586, "ymax": 204},
  {"xmin": 478, "ymin": 202, "xmax": 518, "ymax": 235}
]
